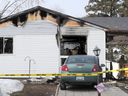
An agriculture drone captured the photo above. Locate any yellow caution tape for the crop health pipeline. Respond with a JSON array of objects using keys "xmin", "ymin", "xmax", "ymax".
[
  {"xmin": 0, "ymin": 73, "xmax": 98, "ymax": 77},
  {"xmin": 0, "ymin": 68, "xmax": 128, "ymax": 77}
]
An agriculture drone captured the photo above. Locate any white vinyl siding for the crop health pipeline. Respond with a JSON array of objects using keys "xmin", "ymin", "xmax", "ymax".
[
  {"xmin": 0, "ymin": 20, "xmax": 106, "ymax": 77},
  {"xmin": 87, "ymin": 28, "xmax": 106, "ymax": 65},
  {"xmin": 0, "ymin": 20, "xmax": 59, "ymax": 74}
]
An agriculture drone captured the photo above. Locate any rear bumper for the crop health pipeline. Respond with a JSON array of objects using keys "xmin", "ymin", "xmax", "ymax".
[{"xmin": 60, "ymin": 76, "xmax": 100, "ymax": 85}]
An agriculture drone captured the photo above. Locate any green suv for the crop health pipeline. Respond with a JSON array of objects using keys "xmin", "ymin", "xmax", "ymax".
[{"xmin": 60, "ymin": 55, "xmax": 102, "ymax": 90}]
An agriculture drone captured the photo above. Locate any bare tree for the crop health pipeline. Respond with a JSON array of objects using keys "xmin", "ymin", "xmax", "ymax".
[
  {"xmin": 0, "ymin": 0, "xmax": 21, "ymax": 18},
  {"xmin": 27, "ymin": 0, "xmax": 44, "ymax": 7},
  {"xmin": 0, "ymin": 0, "xmax": 44, "ymax": 18}
]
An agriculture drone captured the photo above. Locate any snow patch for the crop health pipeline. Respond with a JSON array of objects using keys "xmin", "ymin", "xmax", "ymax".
[{"xmin": 0, "ymin": 79, "xmax": 24, "ymax": 96}]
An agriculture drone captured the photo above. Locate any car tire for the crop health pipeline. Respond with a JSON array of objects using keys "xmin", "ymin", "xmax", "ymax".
[{"xmin": 60, "ymin": 82, "xmax": 66, "ymax": 90}]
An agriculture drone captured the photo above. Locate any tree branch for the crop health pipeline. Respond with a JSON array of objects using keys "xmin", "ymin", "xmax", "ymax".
[
  {"xmin": 0, "ymin": 0, "xmax": 22, "ymax": 18},
  {"xmin": 7, "ymin": 0, "xmax": 28, "ymax": 16}
]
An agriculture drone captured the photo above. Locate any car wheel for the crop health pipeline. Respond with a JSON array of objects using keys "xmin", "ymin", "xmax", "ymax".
[{"xmin": 60, "ymin": 82, "xmax": 66, "ymax": 90}]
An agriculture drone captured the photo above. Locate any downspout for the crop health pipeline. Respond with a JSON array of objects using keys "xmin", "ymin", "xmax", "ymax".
[{"xmin": 57, "ymin": 24, "xmax": 61, "ymax": 73}]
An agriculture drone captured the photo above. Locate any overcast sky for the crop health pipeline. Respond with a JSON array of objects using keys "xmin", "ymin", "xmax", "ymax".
[
  {"xmin": 0, "ymin": 0, "xmax": 89, "ymax": 17},
  {"xmin": 43, "ymin": 0, "xmax": 89, "ymax": 17}
]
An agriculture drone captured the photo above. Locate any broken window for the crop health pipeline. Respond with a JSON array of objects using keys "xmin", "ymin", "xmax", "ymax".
[
  {"xmin": 0, "ymin": 37, "xmax": 13, "ymax": 54},
  {"xmin": 60, "ymin": 36, "xmax": 87, "ymax": 55}
]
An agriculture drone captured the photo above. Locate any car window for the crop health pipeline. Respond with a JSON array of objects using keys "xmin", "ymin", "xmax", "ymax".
[{"xmin": 66, "ymin": 56, "xmax": 96, "ymax": 64}]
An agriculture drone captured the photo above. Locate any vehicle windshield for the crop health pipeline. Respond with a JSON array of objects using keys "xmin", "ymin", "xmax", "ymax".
[{"xmin": 66, "ymin": 56, "xmax": 96, "ymax": 64}]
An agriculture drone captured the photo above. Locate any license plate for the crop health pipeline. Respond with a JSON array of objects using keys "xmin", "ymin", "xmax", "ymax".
[{"xmin": 76, "ymin": 77, "xmax": 84, "ymax": 80}]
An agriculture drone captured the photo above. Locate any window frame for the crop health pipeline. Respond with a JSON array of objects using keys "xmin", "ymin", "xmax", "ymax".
[{"xmin": 0, "ymin": 37, "xmax": 13, "ymax": 54}]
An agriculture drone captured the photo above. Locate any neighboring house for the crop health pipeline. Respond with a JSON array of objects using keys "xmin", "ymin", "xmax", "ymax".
[
  {"xmin": 0, "ymin": 6, "xmax": 110, "ymax": 76},
  {"xmin": 83, "ymin": 17, "xmax": 128, "ymax": 60},
  {"xmin": 83, "ymin": 17, "xmax": 128, "ymax": 78},
  {"xmin": 83, "ymin": 17, "xmax": 128, "ymax": 41}
]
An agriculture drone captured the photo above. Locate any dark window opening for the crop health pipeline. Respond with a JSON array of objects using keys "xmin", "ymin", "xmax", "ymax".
[
  {"xmin": 61, "ymin": 58, "xmax": 67, "ymax": 65},
  {"xmin": 0, "ymin": 38, "xmax": 3, "ymax": 54},
  {"xmin": 0, "ymin": 37, "xmax": 13, "ymax": 54},
  {"xmin": 60, "ymin": 36, "xmax": 87, "ymax": 55}
]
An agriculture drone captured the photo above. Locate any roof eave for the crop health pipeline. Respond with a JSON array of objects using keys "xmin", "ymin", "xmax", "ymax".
[{"xmin": 0, "ymin": 6, "xmax": 109, "ymax": 30}]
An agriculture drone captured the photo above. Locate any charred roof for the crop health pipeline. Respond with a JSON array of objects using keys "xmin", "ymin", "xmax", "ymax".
[{"xmin": 0, "ymin": 6, "xmax": 108, "ymax": 29}]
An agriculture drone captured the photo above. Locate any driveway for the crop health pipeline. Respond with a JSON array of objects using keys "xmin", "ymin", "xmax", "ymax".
[{"xmin": 57, "ymin": 86, "xmax": 128, "ymax": 96}]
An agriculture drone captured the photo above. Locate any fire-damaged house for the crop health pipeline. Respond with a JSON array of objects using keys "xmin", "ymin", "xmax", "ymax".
[{"xmin": 0, "ymin": 6, "xmax": 107, "ymax": 76}]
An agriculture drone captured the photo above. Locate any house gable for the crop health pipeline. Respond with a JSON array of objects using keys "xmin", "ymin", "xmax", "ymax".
[{"xmin": 0, "ymin": 6, "xmax": 107, "ymax": 31}]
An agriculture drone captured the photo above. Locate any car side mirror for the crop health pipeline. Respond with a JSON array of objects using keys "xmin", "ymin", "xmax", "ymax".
[{"xmin": 100, "ymin": 64, "xmax": 105, "ymax": 67}]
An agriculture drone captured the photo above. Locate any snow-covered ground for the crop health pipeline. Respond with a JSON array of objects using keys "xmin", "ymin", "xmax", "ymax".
[{"xmin": 0, "ymin": 79, "xmax": 24, "ymax": 96}]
